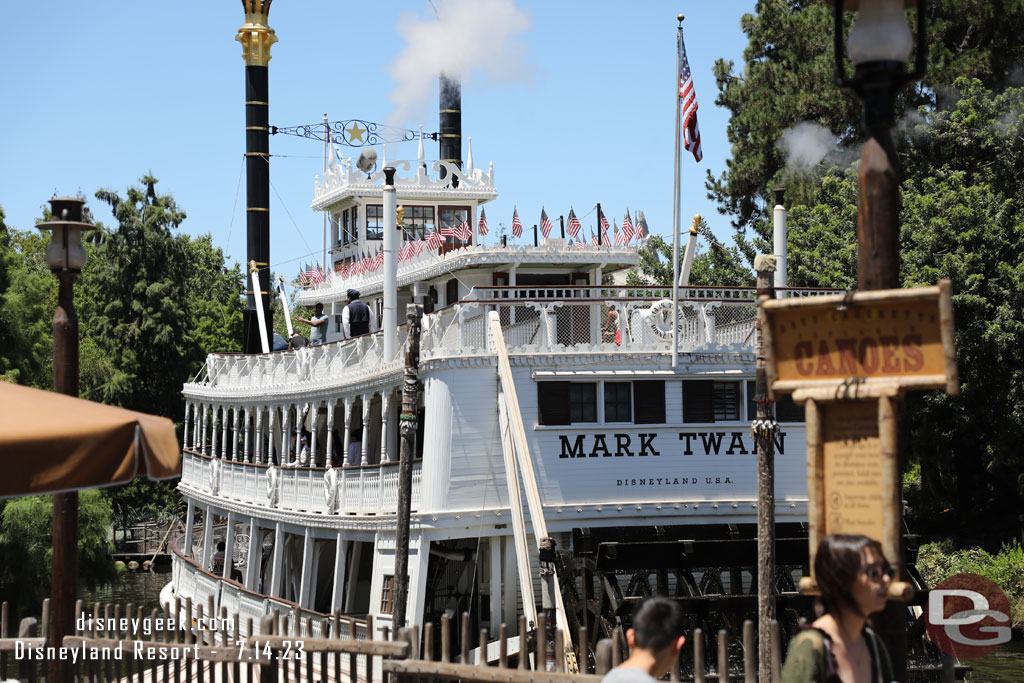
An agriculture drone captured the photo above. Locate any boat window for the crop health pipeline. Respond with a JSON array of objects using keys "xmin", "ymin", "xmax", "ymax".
[
  {"xmin": 342, "ymin": 207, "xmax": 359, "ymax": 244},
  {"xmin": 745, "ymin": 380, "xmax": 804, "ymax": 422},
  {"xmin": 604, "ymin": 382, "xmax": 632, "ymax": 422},
  {"xmin": 446, "ymin": 278, "xmax": 459, "ymax": 306},
  {"xmin": 569, "ymin": 383, "xmax": 597, "ymax": 423},
  {"xmin": 380, "ymin": 575, "xmax": 394, "ymax": 614},
  {"xmin": 366, "ymin": 204, "xmax": 383, "ymax": 240},
  {"xmin": 633, "ymin": 380, "xmax": 665, "ymax": 424},
  {"xmin": 439, "ymin": 206, "xmax": 471, "ymax": 245},
  {"xmin": 538, "ymin": 382, "xmax": 570, "ymax": 425},
  {"xmin": 402, "ymin": 205, "xmax": 434, "ymax": 241},
  {"xmin": 683, "ymin": 380, "xmax": 742, "ymax": 422}
]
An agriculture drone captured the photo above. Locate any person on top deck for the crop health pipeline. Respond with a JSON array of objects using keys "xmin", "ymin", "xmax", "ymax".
[{"xmin": 341, "ymin": 289, "xmax": 376, "ymax": 339}]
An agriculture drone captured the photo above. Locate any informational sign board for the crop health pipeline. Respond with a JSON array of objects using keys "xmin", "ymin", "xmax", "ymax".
[
  {"xmin": 762, "ymin": 282, "xmax": 958, "ymax": 396},
  {"xmin": 760, "ymin": 281, "xmax": 958, "ymax": 597},
  {"xmin": 822, "ymin": 402, "xmax": 884, "ymax": 540}
]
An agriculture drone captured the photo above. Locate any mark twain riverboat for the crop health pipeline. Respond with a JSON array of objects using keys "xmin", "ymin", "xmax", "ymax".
[{"xmin": 166, "ymin": 0, "xmax": 842, "ymax": 668}]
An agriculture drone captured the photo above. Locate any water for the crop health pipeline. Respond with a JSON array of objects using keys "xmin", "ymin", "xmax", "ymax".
[
  {"xmin": 966, "ymin": 640, "xmax": 1024, "ymax": 683},
  {"xmin": 77, "ymin": 566, "xmax": 171, "ymax": 615}
]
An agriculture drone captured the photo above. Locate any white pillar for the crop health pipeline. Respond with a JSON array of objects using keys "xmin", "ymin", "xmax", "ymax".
[
  {"xmin": 255, "ymin": 407, "xmax": 265, "ymax": 465},
  {"xmin": 183, "ymin": 401, "xmax": 192, "ymax": 450},
  {"xmin": 222, "ymin": 512, "xmax": 236, "ymax": 579},
  {"xmin": 269, "ymin": 523, "xmax": 285, "ymax": 598},
  {"xmin": 295, "ymin": 404, "xmax": 303, "ymax": 464},
  {"xmin": 221, "ymin": 406, "xmax": 230, "ymax": 458},
  {"xmin": 232, "ymin": 408, "xmax": 241, "ymax": 461},
  {"xmin": 200, "ymin": 507, "xmax": 215, "ymax": 571},
  {"xmin": 310, "ymin": 401, "xmax": 319, "ymax": 468},
  {"xmin": 298, "ymin": 528, "xmax": 315, "ymax": 609},
  {"xmin": 382, "ymin": 167, "xmax": 398, "ymax": 361},
  {"xmin": 342, "ymin": 397, "xmax": 354, "ymax": 466},
  {"xmin": 200, "ymin": 404, "xmax": 208, "ymax": 455},
  {"xmin": 360, "ymin": 394, "xmax": 371, "ymax": 466},
  {"xmin": 489, "ymin": 537, "xmax": 502, "ymax": 632},
  {"xmin": 211, "ymin": 406, "xmax": 219, "ymax": 459},
  {"xmin": 380, "ymin": 391, "xmax": 391, "ymax": 463},
  {"xmin": 331, "ymin": 534, "xmax": 348, "ymax": 612},
  {"xmin": 184, "ymin": 499, "xmax": 195, "ymax": 558},
  {"xmin": 246, "ymin": 519, "xmax": 262, "ymax": 591},
  {"xmin": 267, "ymin": 406, "xmax": 277, "ymax": 466},
  {"xmin": 326, "ymin": 402, "xmax": 336, "ymax": 468},
  {"xmin": 243, "ymin": 407, "xmax": 252, "ymax": 463},
  {"xmin": 282, "ymin": 405, "xmax": 292, "ymax": 466}
]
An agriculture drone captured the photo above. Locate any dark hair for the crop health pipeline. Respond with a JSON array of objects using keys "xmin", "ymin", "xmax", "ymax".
[
  {"xmin": 814, "ymin": 534, "xmax": 887, "ymax": 615},
  {"xmin": 630, "ymin": 596, "xmax": 685, "ymax": 653},
  {"xmin": 217, "ymin": 541, "xmax": 225, "ymax": 551}
]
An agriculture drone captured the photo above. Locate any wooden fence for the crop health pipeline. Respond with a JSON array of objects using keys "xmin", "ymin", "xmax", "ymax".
[{"xmin": 6, "ymin": 598, "xmax": 959, "ymax": 683}]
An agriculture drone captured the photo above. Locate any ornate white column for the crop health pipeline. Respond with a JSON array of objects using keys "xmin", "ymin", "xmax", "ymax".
[
  {"xmin": 380, "ymin": 391, "xmax": 392, "ymax": 463},
  {"xmin": 295, "ymin": 404, "xmax": 304, "ymax": 464},
  {"xmin": 267, "ymin": 406, "xmax": 277, "ymax": 466},
  {"xmin": 200, "ymin": 404, "xmax": 208, "ymax": 455},
  {"xmin": 184, "ymin": 499, "xmax": 195, "ymax": 558},
  {"xmin": 254, "ymin": 407, "xmax": 264, "ymax": 465},
  {"xmin": 243, "ymin": 407, "xmax": 252, "ymax": 463},
  {"xmin": 281, "ymin": 405, "xmax": 292, "ymax": 466},
  {"xmin": 245, "ymin": 519, "xmax": 262, "ymax": 591},
  {"xmin": 200, "ymin": 506, "xmax": 215, "ymax": 571},
  {"xmin": 309, "ymin": 401, "xmax": 319, "ymax": 468},
  {"xmin": 360, "ymin": 394, "xmax": 371, "ymax": 466},
  {"xmin": 211, "ymin": 405, "xmax": 220, "ymax": 459},
  {"xmin": 342, "ymin": 397, "xmax": 354, "ymax": 466},
  {"xmin": 325, "ymin": 401, "xmax": 336, "ymax": 468},
  {"xmin": 232, "ymin": 408, "xmax": 241, "ymax": 461},
  {"xmin": 221, "ymin": 405, "xmax": 230, "ymax": 458},
  {"xmin": 183, "ymin": 401, "xmax": 192, "ymax": 450},
  {"xmin": 222, "ymin": 512, "xmax": 236, "ymax": 579}
]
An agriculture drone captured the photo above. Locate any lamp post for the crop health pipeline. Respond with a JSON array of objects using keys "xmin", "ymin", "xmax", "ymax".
[
  {"xmin": 830, "ymin": 2, "xmax": 926, "ymax": 680},
  {"xmin": 36, "ymin": 196, "xmax": 94, "ymax": 683}
]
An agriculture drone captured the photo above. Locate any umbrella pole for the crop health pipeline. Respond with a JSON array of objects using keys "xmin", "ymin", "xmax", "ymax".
[{"xmin": 51, "ymin": 269, "xmax": 80, "ymax": 683}]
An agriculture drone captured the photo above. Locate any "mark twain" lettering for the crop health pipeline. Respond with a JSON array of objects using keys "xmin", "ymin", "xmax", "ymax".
[{"xmin": 557, "ymin": 432, "xmax": 786, "ymax": 458}]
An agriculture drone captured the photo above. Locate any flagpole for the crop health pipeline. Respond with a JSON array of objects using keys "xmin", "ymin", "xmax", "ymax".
[
  {"xmin": 671, "ymin": 15, "xmax": 684, "ymax": 370},
  {"xmin": 322, "ymin": 112, "xmax": 329, "ymax": 285}
]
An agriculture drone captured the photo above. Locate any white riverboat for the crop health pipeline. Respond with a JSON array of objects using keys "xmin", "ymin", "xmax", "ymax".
[{"xmin": 170, "ymin": 142, "xmax": 838, "ymax": 650}]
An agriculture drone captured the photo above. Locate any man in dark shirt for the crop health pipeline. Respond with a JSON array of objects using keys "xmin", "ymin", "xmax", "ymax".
[{"xmin": 342, "ymin": 289, "xmax": 374, "ymax": 338}]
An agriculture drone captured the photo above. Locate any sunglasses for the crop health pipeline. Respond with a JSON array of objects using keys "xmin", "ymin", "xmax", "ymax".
[{"xmin": 861, "ymin": 563, "xmax": 895, "ymax": 581}]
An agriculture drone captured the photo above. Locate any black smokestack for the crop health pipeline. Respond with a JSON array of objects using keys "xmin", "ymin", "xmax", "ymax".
[
  {"xmin": 439, "ymin": 74, "xmax": 462, "ymax": 183},
  {"xmin": 237, "ymin": 0, "xmax": 277, "ymax": 353}
]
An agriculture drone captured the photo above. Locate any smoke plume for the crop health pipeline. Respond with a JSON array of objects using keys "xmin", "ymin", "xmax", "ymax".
[
  {"xmin": 387, "ymin": 0, "xmax": 534, "ymax": 126},
  {"xmin": 776, "ymin": 121, "xmax": 836, "ymax": 170}
]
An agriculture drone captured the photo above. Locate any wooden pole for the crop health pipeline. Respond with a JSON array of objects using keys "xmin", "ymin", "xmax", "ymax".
[
  {"xmin": 753, "ymin": 255, "xmax": 777, "ymax": 683},
  {"xmin": 392, "ymin": 303, "xmax": 423, "ymax": 630}
]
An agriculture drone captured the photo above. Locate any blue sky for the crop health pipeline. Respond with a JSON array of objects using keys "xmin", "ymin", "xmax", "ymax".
[{"xmin": 1, "ymin": 1, "xmax": 758, "ymax": 277}]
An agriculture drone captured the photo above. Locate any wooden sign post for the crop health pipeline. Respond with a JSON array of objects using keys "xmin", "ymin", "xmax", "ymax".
[{"xmin": 761, "ymin": 281, "xmax": 957, "ymax": 597}]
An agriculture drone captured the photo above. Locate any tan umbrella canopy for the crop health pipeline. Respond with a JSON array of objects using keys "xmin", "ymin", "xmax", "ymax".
[{"xmin": 0, "ymin": 382, "xmax": 181, "ymax": 497}]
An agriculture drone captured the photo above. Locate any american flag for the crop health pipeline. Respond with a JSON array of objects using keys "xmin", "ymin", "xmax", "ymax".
[
  {"xmin": 372, "ymin": 249, "xmax": 383, "ymax": 271},
  {"xmin": 309, "ymin": 266, "xmax": 324, "ymax": 284},
  {"xmin": 511, "ymin": 208, "xmax": 522, "ymax": 238},
  {"xmin": 426, "ymin": 230, "xmax": 444, "ymax": 249},
  {"xmin": 574, "ymin": 236, "xmax": 585, "ymax": 249},
  {"xmin": 599, "ymin": 207, "xmax": 610, "ymax": 241},
  {"xmin": 679, "ymin": 33, "xmax": 703, "ymax": 163},
  {"xmin": 622, "ymin": 210, "xmax": 635, "ymax": 243},
  {"xmin": 478, "ymin": 208, "xmax": 489, "ymax": 236},
  {"xmin": 635, "ymin": 210, "xmax": 647, "ymax": 241},
  {"xmin": 440, "ymin": 221, "xmax": 458, "ymax": 238},
  {"xmin": 298, "ymin": 265, "xmax": 309, "ymax": 286},
  {"xmin": 459, "ymin": 220, "xmax": 473, "ymax": 241},
  {"xmin": 540, "ymin": 208, "xmax": 552, "ymax": 239},
  {"xmin": 566, "ymin": 208, "xmax": 581, "ymax": 238},
  {"xmin": 413, "ymin": 237, "xmax": 425, "ymax": 256},
  {"xmin": 614, "ymin": 224, "xmax": 625, "ymax": 246},
  {"xmin": 399, "ymin": 242, "xmax": 413, "ymax": 261},
  {"xmin": 339, "ymin": 262, "xmax": 349, "ymax": 279},
  {"xmin": 590, "ymin": 230, "xmax": 599, "ymax": 247}
]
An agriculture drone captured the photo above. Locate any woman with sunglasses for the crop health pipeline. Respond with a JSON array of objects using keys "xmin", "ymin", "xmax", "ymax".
[{"xmin": 782, "ymin": 534, "xmax": 895, "ymax": 683}]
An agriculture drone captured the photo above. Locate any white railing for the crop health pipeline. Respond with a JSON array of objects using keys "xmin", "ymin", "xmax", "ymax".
[
  {"xmin": 170, "ymin": 546, "xmax": 368, "ymax": 640},
  {"xmin": 191, "ymin": 330, "xmax": 405, "ymax": 393},
  {"xmin": 182, "ymin": 451, "xmax": 422, "ymax": 516},
  {"xmin": 315, "ymin": 157, "xmax": 497, "ymax": 204}
]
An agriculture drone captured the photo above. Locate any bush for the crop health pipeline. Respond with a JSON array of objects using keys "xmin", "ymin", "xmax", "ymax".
[{"xmin": 916, "ymin": 539, "xmax": 1024, "ymax": 628}]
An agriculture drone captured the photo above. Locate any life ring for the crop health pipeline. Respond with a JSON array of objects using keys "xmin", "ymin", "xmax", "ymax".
[
  {"xmin": 646, "ymin": 299, "xmax": 676, "ymax": 340},
  {"xmin": 324, "ymin": 468, "xmax": 339, "ymax": 510}
]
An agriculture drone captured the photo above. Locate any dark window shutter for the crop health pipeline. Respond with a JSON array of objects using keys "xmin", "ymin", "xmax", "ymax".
[
  {"xmin": 446, "ymin": 278, "xmax": 459, "ymax": 305},
  {"xmin": 683, "ymin": 380, "xmax": 715, "ymax": 423},
  {"xmin": 633, "ymin": 380, "xmax": 665, "ymax": 424},
  {"xmin": 538, "ymin": 382, "xmax": 570, "ymax": 425},
  {"xmin": 746, "ymin": 380, "xmax": 757, "ymax": 421},
  {"xmin": 713, "ymin": 382, "xmax": 740, "ymax": 421},
  {"xmin": 776, "ymin": 393, "xmax": 806, "ymax": 422}
]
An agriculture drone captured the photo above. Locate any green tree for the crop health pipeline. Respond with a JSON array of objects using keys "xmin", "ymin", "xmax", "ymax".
[
  {"xmin": 628, "ymin": 218, "xmax": 756, "ymax": 287},
  {"xmin": 0, "ymin": 491, "xmax": 117, "ymax": 618}
]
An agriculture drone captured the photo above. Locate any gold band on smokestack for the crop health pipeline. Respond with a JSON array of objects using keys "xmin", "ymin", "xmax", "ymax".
[{"xmin": 236, "ymin": 0, "xmax": 277, "ymax": 66}]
